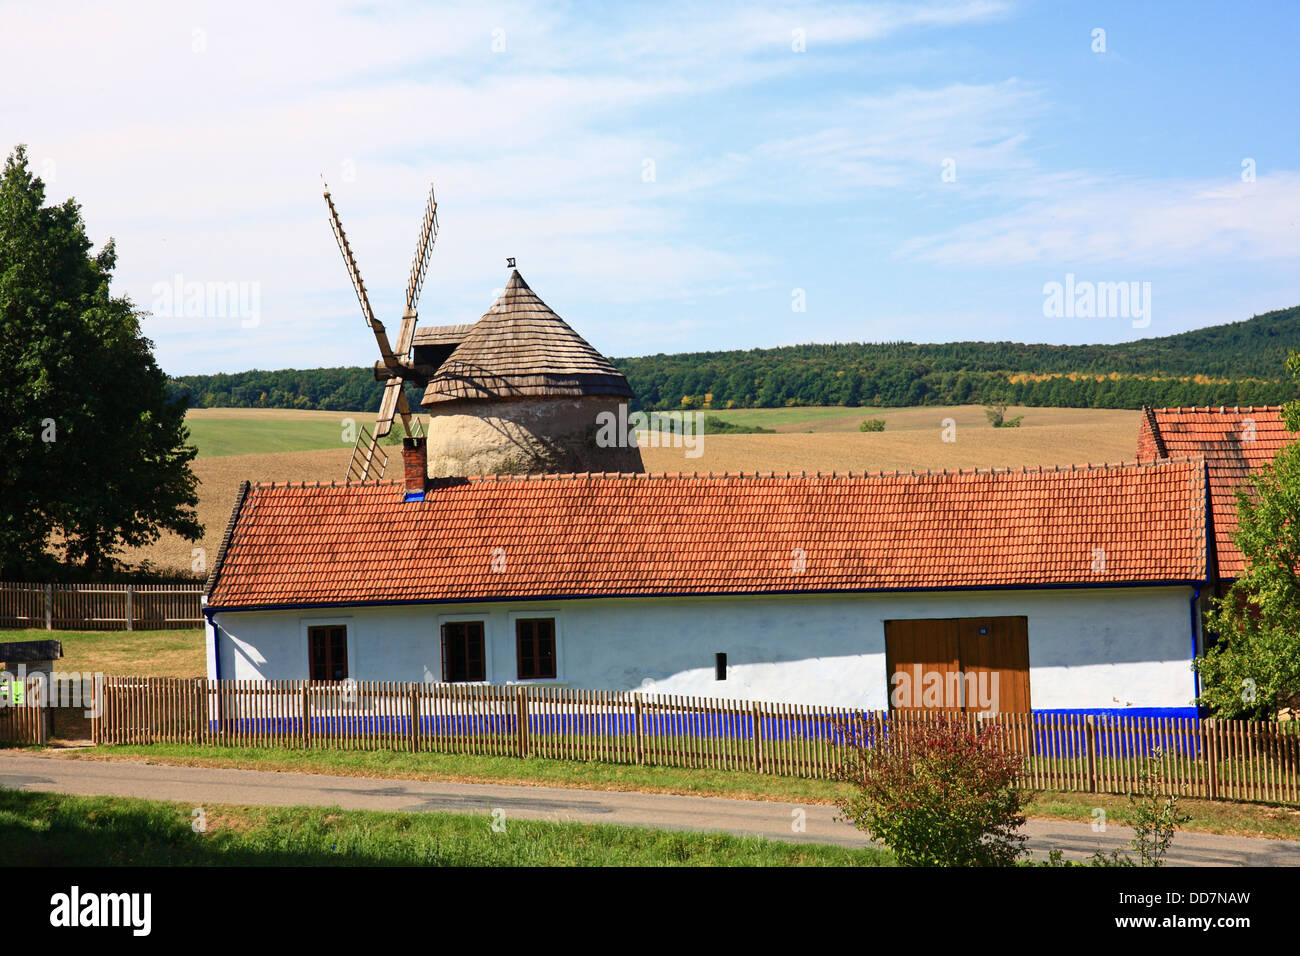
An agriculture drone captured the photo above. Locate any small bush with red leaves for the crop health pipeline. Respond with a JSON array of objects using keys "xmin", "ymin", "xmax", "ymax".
[{"xmin": 834, "ymin": 714, "xmax": 1028, "ymax": 866}]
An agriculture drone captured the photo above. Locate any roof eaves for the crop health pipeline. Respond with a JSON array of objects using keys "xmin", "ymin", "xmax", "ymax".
[
  {"xmin": 204, "ymin": 479, "xmax": 251, "ymax": 598},
  {"xmin": 205, "ymin": 577, "xmax": 1213, "ymax": 616},
  {"xmin": 1142, "ymin": 404, "xmax": 1169, "ymax": 459}
]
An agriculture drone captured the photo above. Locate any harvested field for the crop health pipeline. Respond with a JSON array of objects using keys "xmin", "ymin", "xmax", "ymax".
[
  {"xmin": 641, "ymin": 405, "xmax": 1141, "ymax": 474},
  {"xmin": 123, "ymin": 447, "xmax": 352, "ymax": 575}
]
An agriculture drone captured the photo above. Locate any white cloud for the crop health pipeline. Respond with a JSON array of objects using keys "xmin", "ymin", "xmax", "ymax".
[{"xmin": 897, "ymin": 172, "xmax": 1300, "ymax": 267}]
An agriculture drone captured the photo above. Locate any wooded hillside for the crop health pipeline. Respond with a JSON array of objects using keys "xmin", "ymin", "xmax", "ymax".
[{"xmin": 166, "ymin": 304, "xmax": 1300, "ymax": 412}]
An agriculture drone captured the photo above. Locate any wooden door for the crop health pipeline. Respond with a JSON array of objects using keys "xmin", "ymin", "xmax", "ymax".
[
  {"xmin": 884, "ymin": 616, "xmax": 1031, "ymax": 713},
  {"xmin": 884, "ymin": 618, "xmax": 961, "ymax": 711},
  {"xmin": 956, "ymin": 617, "xmax": 1031, "ymax": 714}
]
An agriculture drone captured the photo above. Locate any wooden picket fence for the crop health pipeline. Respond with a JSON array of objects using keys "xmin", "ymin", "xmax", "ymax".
[
  {"xmin": 0, "ymin": 677, "xmax": 47, "ymax": 745},
  {"xmin": 89, "ymin": 677, "xmax": 1300, "ymax": 804},
  {"xmin": 0, "ymin": 582, "xmax": 203, "ymax": 630}
]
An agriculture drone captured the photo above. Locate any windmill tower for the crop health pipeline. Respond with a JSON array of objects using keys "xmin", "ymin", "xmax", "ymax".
[{"xmin": 324, "ymin": 183, "xmax": 644, "ymax": 479}]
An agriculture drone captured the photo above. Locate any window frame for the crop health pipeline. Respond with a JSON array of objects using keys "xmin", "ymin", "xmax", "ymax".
[
  {"xmin": 300, "ymin": 617, "xmax": 354, "ymax": 682},
  {"xmin": 506, "ymin": 609, "xmax": 564, "ymax": 684},
  {"xmin": 439, "ymin": 618, "xmax": 489, "ymax": 684},
  {"xmin": 514, "ymin": 617, "xmax": 558, "ymax": 681}
]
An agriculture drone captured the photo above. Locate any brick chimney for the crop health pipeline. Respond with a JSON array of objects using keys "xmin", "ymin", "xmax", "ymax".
[{"xmin": 402, "ymin": 437, "xmax": 428, "ymax": 501}]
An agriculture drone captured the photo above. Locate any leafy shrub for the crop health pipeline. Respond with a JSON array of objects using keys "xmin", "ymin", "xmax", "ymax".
[
  {"xmin": 1126, "ymin": 752, "xmax": 1190, "ymax": 866},
  {"xmin": 834, "ymin": 714, "xmax": 1028, "ymax": 866},
  {"xmin": 859, "ymin": 418, "xmax": 886, "ymax": 432},
  {"xmin": 702, "ymin": 416, "xmax": 774, "ymax": 434},
  {"xmin": 1039, "ymin": 752, "xmax": 1189, "ymax": 867},
  {"xmin": 985, "ymin": 402, "xmax": 1024, "ymax": 428}
]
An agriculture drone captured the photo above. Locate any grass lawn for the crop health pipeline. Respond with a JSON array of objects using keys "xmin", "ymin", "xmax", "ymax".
[
  {"xmin": 0, "ymin": 789, "xmax": 889, "ymax": 866},
  {"xmin": 0, "ymin": 628, "xmax": 205, "ymax": 679},
  {"xmin": 62, "ymin": 743, "xmax": 1300, "ymax": 841}
]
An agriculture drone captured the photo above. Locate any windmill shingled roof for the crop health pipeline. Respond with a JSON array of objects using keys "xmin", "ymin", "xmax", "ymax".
[
  {"xmin": 411, "ymin": 323, "xmax": 476, "ymax": 347},
  {"xmin": 421, "ymin": 270, "xmax": 633, "ymax": 405}
]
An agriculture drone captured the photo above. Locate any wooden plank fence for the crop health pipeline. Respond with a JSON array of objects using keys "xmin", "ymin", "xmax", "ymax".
[
  {"xmin": 90, "ymin": 678, "xmax": 1300, "ymax": 805},
  {"xmin": 0, "ymin": 676, "xmax": 47, "ymax": 745},
  {"xmin": 0, "ymin": 582, "xmax": 203, "ymax": 630}
]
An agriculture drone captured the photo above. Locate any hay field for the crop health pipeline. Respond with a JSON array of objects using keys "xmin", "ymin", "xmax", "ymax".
[
  {"xmin": 124, "ymin": 446, "xmax": 352, "ymax": 575},
  {"xmin": 128, "ymin": 405, "xmax": 1140, "ymax": 574},
  {"xmin": 641, "ymin": 405, "xmax": 1141, "ymax": 473}
]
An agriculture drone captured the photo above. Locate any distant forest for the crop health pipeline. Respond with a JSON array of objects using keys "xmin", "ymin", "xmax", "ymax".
[{"xmin": 166, "ymin": 304, "xmax": 1300, "ymax": 413}]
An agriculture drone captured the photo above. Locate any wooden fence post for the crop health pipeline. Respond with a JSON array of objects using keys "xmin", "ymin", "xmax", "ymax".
[
  {"xmin": 125, "ymin": 585, "xmax": 134, "ymax": 631},
  {"xmin": 1205, "ymin": 718, "xmax": 1219, "ymax": 800},
  {"xmin": 301, "ymin": 682, "xmax": 310, "ymax": 749},
  {"xmin": 633, "ymin": 693, "xmax": 645, "ymax": 764},
  {"xmin": 751, "ymin": 700, "xmax": 763, "ymax": 773},
  {"xmin": 1085, "ymin": 715, "xmax": 1098, "ymax": 792},
  {"xmin": 44, "ymin": 584, "xmax": 52, "ymax": 630},
  {"xmin": 409, "ymin": 684, "xmax": 420, "ymax": 753},
  {"xmin": 516, "ymin": 685, "xmax": 529, "ymax": 758}
]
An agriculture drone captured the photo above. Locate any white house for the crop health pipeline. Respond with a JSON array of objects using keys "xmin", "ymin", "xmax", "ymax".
[{"xmin": 202, "ymin": 438, "xmax": 1212, "ymax": 718}]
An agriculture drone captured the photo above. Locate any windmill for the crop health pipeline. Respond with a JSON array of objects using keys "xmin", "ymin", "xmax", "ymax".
[{"xmin": 323, "ymin": 179, "xmax": 643, "ymax": 481}]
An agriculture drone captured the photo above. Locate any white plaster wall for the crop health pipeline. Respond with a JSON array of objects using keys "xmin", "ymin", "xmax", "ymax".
[
  {"xmin": 209, "ymin": 586, "xmax": 1200, "ymax": 711},
  {"xmin": 424, "ymin": 395, "xmax": 644, "ymax": 476}
]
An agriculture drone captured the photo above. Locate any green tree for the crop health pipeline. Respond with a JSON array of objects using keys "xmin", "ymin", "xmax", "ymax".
[
  {"xmin": 984, "ymin": 398, "xmax": 1024, "ymax": 428},
  {"xmin": 1197, "ymin": 352, "xmax": 1300, "ymax": 717},
  {"xmin": 0, "ymin": 145, "xmax": 201, "ymax": 578}
]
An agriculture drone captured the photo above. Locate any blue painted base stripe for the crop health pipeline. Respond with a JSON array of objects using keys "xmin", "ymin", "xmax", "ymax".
[
  {"xmin": 1036, "ymin": 707, "xmax": 1199, "ymax": 720},
  {"xmin": 203, "ymin": 707, "xmax": 1207, "ymax": 759}
]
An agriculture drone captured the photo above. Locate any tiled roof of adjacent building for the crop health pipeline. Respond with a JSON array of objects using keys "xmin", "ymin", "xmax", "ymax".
[
  {"xmin": 205, "ymin": 459, "xmax": 1210, "ymax": 611},
  {"xmin": 1137, "ymin": 405, "xmax": 1296, "ymax": 578}
]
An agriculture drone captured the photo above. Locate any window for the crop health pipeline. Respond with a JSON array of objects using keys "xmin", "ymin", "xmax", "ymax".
[
  {"xmin": 442, "ymin": 621, "xmax": 486, "ymax": 682},
  {"xmin": 715, "ymin": 652, "xmax": 727, "ymax": 681},
  {"xmin": 308, "ymin": 626, "xmax": 348, "ymax": 681},
  {"xmin": 515, "ymin": 618, "xmax": 556, "ymax": 680}
]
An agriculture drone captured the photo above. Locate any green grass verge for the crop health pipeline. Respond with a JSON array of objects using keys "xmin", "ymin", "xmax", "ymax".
[
  {"xmin": 1023, "ymin": 790, "xmax": 1300, "ymax": 842},
  {"xmin": 62, "ymin": 742, "xmax": 1300, "ymax": 841},
  {"xmin": 0, "ymin": 790, "xmax": 890, "ymax": 866}
]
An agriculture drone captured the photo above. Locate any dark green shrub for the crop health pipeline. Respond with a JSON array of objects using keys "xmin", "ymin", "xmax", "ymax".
[{"xmin": 834, "ymin": 714, "xmax": 1028, "ymax": 866}]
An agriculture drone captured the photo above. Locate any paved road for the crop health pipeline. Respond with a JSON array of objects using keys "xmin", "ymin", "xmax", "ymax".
[{"xmin": 2, "ymin": 752, "xmax": 1297, "ymax": 866}]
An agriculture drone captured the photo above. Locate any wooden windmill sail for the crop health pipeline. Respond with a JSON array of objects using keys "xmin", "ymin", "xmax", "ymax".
[{"xmin": 323, "ymin": 179, "xmax": 439, "ymax": 480}]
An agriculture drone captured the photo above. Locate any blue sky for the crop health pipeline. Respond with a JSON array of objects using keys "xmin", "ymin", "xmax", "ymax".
[{"xmin": 3, "ymin": 0, "xmax": 1297, "ymax": 375}]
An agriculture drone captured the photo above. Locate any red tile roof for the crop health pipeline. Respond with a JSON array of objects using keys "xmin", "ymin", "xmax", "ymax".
[
  {"xmin": 1137, "ymin": 406, "xmax": 1296, "ymax": 577},
  {"xmin": 206, "ymin": 461, "xmax": 1209, "ymax": 611}
]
